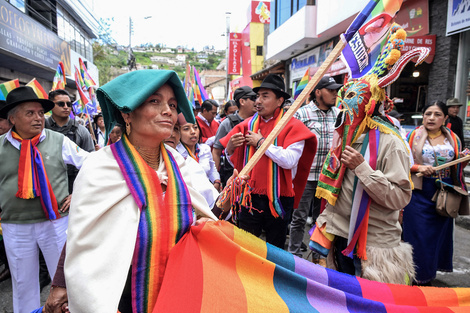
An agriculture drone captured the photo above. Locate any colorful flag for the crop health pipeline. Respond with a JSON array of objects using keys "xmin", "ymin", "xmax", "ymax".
[
  {"xmin": 74, "ymin": 66, "xmax": 87, "ymax": 92},
  {"xmin": 74, "ymin": 67, "xmax": 91, "ymax": 108},
  {"xmin": 294, "ymin": 68, "xmax": 310, "ymax": 100},
  {"xmin": 154, "ymin": 221, "xmax": 470, "ymax": 312},
  {"xmin": 51, "ymin": 62, "xmax": 66, "ymax": 91},
  {"xmin": 340, "ymin": 0, "xmax": 403, "ymax": 79},
  {"xmin": 26, "ymin": 79, "xmax": 48, "ymax": 99},
  {"xmin": 0, "ymin": 79, "xmax": 20, "ymax": 100},
  {"xmin": 79, "ymin": 58, "xmax": 96, "ymax": 88},
  {"xmin": 193, "ymin": 66, "xmax": 208, "ymax": 102},
  {"xmin": 185, "ymin": 62, "xmax": 191, "ymax": 98},
  {"xmin": 188, "ymin": 85, "xmax": 196, "ymax": 109}
]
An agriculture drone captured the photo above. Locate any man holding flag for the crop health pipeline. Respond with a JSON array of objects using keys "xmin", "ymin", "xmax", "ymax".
[{"xmin": 288, "ymin": 76, "xmax": 342, "ymax": 261}]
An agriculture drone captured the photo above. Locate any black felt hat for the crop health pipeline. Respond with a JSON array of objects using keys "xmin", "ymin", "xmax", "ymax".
[
  {"xmin": 0, "ymin": 86, "xmax": 54, "ymax": 119},
  {"xmin": 253, "ymin": 74, "xmax": 291, "ymax": 101}
]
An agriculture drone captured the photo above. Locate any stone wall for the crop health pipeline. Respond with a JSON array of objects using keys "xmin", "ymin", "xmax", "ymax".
[{"xmin": 427, "ymin": 0, "xmax": 460, "ymax": 102}]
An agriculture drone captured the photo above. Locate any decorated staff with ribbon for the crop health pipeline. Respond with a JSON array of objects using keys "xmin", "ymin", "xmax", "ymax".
[
  {"xmin": 0, "ymin": 86, "xmax": 88, "ymax": 313},
  {"xmin": 63, "ymin": 70, "xmax": 233, "ymax": 313}
]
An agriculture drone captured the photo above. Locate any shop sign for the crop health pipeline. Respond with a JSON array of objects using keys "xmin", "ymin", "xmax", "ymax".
[
  {"xmin": 250, "ymin": 1, "xmax": 270, "ymax": 24},
  {"xmin": 402, "ymin": 34, "xmax": 436, "ymax": 63},
  {"xmin": 446, "ymin": 0, "xmax": 470, "ymax": 36},
  {"xmin": 395, "ymin": 0, "xmax": 429, "ymax": 37},
  {"xmin": 290, "ymin": 40, "xmax": 334, "ymax": 86},
  {"xmin": 0, "ymin": 0, "xmax": 70, "ymax": 72},
  {"xmin": 228, "ymin": 33, "xmax": 242, "ymax": 75}
]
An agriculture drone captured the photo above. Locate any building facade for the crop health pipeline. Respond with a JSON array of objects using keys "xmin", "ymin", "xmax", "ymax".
[
  {"xmin": 262, "ymin": 0, "xmax": 469, "ymax": 145},
  {"xmin": 0, "ymin": 0, "xmax": 100, "ymax": 95}
]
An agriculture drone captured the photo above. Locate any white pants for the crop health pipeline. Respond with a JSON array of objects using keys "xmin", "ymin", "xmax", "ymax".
[{"xmin": 2, "ymin": 216, "xmax": 68, "ymax": 313}]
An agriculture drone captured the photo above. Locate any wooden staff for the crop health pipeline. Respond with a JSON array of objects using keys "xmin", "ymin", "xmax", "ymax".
[
  {"xmin": 416, "ymin": 154, "xmax": 470, "ymax": 177},
  {"xmin": 216, "ymin": 40, "xmax": 346, "ymax": 206}
]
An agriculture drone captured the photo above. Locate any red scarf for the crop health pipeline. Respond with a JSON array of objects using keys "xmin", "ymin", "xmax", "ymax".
[{"xmin": 11, "ymin": 131, "xmax": 60, "ymax": 220}]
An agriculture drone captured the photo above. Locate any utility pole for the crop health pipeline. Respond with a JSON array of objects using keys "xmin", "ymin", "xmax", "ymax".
[
  {"xmin": 225, "ymin": 12, "xmax": 231, "ymax": 99},
  {"xmin": 128, "ymin": 17, "xmax": 135, "ymax": 71}
]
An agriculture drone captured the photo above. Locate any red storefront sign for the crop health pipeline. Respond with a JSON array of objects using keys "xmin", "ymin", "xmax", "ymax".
[
  {"xmin": 250, "ymin": 1, "xmax": 271, "ymax": 24},
  {"xmin": 395, "ymin": 0, "xmax": 429, "ymax": 37},
  {"xmin": 402, "ymin": 34, "xmax": 436, "ymax": 63},
  {"xmin": 228, "ymin": 33, "xmax": 242, "ymax": 75}
]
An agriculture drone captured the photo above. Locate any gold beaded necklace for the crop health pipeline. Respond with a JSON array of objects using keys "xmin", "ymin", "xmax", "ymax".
[
  {"xmin": 135, "ymin": 146, "xmax": 160, "ymax": 170},
  {"xmin": 428, "ymin": 129, "xmax": 442, "ymax": 140}
]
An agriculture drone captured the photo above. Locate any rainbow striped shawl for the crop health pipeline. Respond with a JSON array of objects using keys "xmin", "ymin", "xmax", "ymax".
[
  {"xmin": 111, "ymin": 135, "xmax": 193, "ymax": 313},
  {"xmin": 154, "ymin": 221, "xmax": 470, "ymax": 312}
]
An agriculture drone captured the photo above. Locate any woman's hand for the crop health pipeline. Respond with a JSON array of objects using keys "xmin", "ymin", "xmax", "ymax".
[
  {"xmin": 213, "ymin": 181, "xmax": 222, "ymax": 192},
  {"xmin": 417, "ymin": 165, "xmax": 435, "ymax": 176}
]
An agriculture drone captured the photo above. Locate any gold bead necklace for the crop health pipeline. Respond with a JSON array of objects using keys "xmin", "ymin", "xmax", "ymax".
[
  {"xmin": 428, "ymin": 130, "xmax": 442, "ymax": 140},
  {"xmin": 135, "ymin": 146, "xmax": 160, "ymax": 170}
]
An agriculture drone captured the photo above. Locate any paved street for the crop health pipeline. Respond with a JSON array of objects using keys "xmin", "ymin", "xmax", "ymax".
[{"xmin": 1, "ymin": 223, "xmax": 469, "ymax": 312}]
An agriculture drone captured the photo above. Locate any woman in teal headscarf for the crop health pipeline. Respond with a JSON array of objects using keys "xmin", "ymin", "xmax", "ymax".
[{"xmin": 63, "ymin": 70, "xmax": 227, "ymax": 313}]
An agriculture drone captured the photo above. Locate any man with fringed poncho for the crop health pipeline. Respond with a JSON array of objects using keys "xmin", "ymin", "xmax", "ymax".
[{"xmin": 220, "ymin": 74, "xmax": 316, "ymax": 249}]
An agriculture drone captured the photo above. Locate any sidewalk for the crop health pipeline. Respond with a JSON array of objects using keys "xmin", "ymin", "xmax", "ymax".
[{"xmin": 456, "ymin": 215, "xmax": 470, "ymax": 230}]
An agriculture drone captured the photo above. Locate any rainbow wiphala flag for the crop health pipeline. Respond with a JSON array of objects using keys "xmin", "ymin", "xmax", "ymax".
[{"xmin": 154, "ymin": 221, "xmax": 470, "ymax": 312}]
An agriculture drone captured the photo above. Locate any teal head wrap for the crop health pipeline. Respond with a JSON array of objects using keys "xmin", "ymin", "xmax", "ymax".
[{"xmin": 96, "ymin": 70, "xmax": 195, "ymax": 139}]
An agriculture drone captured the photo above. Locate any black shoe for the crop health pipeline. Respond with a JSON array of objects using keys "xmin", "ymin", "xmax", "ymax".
[
  {"xmin": 0, "ymin": 268, "xmax": 11, "ymax": 283},
  {"xmin": 300, "ymin": 242, "xmax": 308, "ymax": 252}
]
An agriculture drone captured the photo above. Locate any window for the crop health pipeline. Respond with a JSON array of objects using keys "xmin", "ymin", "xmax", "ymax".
[{"xmin": 256, "ymin": 46, "xmax": 263, "ymax": 56}]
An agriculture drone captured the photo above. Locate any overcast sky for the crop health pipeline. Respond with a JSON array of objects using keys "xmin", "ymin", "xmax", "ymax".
[{"xmin": 92, "ymin": 0, "xmax": 254, "ymax": 50}]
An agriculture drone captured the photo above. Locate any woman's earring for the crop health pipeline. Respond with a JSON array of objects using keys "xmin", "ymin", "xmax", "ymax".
[{"xmin": 126, "ymin": 122, "xmax": 131, "ymax": 136}]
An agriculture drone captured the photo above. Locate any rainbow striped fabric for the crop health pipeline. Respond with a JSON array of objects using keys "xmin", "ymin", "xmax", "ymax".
[
  {"xmin": 294, "ymin": 68, "xmax": 310, "ymax": 100},
  {"xmin": 11, "ymin": 131, "xmax": 60, "ymax": 220},
  {"xmin": 26, "ymin": 79, "xmax": 48, "ymax": 99},
  {"xmin": 111, "ymin": 135, "xmax": 193, "ymax": 313},
  {"xmin": 79, "ymin": 58, "xmax": 96, "ymax": 88},
  {"xmin": 154, "ymin": 221, "xmax": 470, "ymax": 312},
  {"xmin": 51, "ymin": 61, "xmax": 66, "ymax": 91},
  {"xmin": 0, "ymin": 79, "xmax": 20, "ymax": 100},
  {"xmin": 244, "ymin": 110, "xmax": 285, "ymax": 218}
]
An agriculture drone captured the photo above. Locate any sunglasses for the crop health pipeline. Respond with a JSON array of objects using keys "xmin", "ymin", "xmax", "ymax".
[
  {"xmin": 243, "ymin": 95, "xmax": 257, "ymax": 101},
  {"xmin": 55, "ymin": 101, "xmax": 73, "ymax": 108}
]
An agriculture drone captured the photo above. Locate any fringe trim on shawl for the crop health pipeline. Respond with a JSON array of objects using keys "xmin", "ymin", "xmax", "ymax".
[{"xmin": 361, "ymin": 241, "xmax": 415, "ymax": 285}]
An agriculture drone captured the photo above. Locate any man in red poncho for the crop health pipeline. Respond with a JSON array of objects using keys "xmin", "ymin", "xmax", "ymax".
[{"xmin": 220, "ymin": 74, "xmax": 317, "ymax": 249}]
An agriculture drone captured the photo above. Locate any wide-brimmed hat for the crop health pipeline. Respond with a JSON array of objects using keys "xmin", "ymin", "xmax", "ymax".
[
  {"xmin": 0, "ymin": 86, "xmax": 54, "ymax": 119},
  {"xmin": 96, "ymin": 70, "xmax": 195, "ymax": 139},
  {"xmin": 233, "ymin": 86, "xmax": 256, "ymax": 102},
  {"xmin": 253, "ymin": 74, "xmax": 291, "ymax": 101},
  {"xmin": 446, "ymin": 98, "xmax": 463, "ymax": 107}
]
